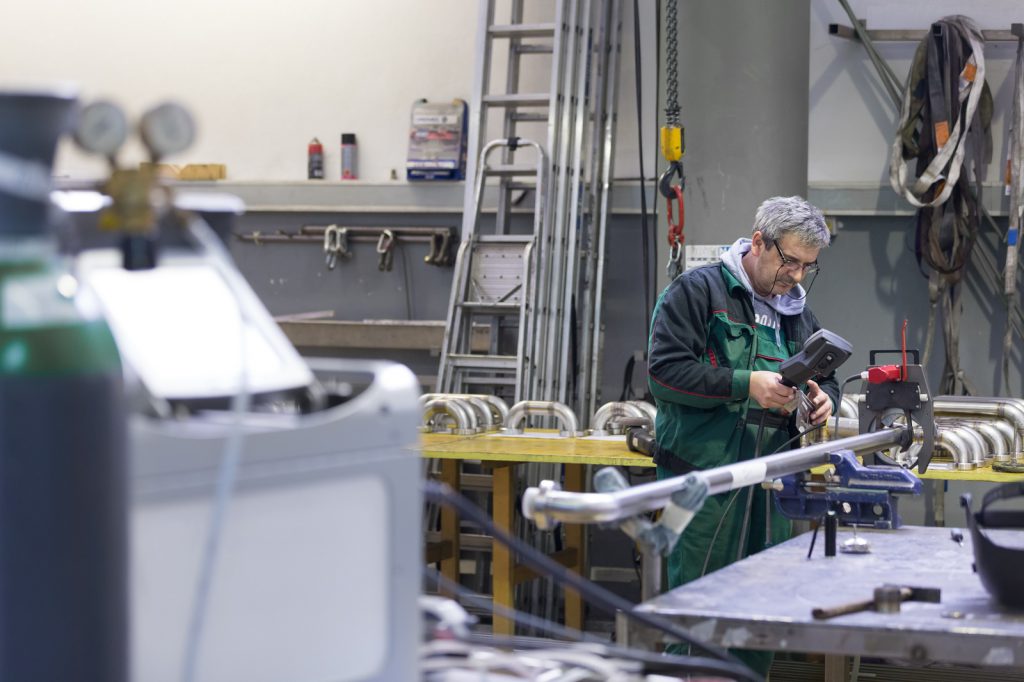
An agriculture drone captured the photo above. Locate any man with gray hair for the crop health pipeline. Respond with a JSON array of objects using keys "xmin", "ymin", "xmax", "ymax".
[{"xmin": 646, "ymin": 195, "xmax": 839, "ymax": 673}]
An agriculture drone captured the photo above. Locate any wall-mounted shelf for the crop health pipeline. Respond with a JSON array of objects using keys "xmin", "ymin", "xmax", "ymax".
[{"xmin": 829, "ymin": 22, "xmax": 1023, "ymax": 43}]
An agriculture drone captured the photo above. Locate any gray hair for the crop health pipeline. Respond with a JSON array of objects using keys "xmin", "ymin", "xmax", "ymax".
[{"xmin": 753, "ymin": 196, "xmax": 831, "ymax": 248}]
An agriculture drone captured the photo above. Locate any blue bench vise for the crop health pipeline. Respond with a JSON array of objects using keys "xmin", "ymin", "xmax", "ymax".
[{"xmin": 774, "ymin": 449, "xmax": 921, "ymax": 529}]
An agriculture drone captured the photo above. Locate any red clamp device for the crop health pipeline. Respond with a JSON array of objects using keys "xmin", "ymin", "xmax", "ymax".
[{"xmin": 867, "ymin": 365, "xmax": 902, "ymax": 384}]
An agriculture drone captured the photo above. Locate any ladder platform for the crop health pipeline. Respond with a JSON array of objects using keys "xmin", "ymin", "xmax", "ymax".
[
  {"xmin": 510, "ymin": 112, "xmax": 549, "ymax": 122},
  {"xmin": 484, "ymin": 164, "xmax": 539, "ymax": 177},
  {"xmin": 489, "ymin": 23, "xmax": 557, "ymax": 38},
  {"xmin": 447, "ymin": 354, "xmax": 520, "ymax": 370},
  {"xmin": 458, "ymin": 301, "xmax": 523, "ymax": 313},
  {"xmin": 514, "ymin": 44, "xmax": 554, "ymax": 55},
  {"xmin": 475, "ymin": 234, "xmax": 534, "ymax": 244},
  {"xmin": 483, "ymin": 94, "xmax": 550, "ymax": 108}
]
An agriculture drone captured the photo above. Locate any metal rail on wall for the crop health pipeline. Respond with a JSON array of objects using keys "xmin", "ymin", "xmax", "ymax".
[{"xmin": 235, "ymin": 224, "xmax": 457, "ymax": 271}]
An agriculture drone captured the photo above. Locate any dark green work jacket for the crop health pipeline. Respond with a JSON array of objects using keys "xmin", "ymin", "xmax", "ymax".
[{"xmin": 647, "ymin": 263, "xmax": 840, "ymax": 471}]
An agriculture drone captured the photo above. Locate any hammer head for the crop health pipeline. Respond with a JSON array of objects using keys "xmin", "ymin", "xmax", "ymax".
[
  {"xmin": 874, "ymin": 584, "xmax": 941, "ymax": 613},
  {"xmin": 904, "ymin": 586, "xmax": 942, "ymax": 603}
]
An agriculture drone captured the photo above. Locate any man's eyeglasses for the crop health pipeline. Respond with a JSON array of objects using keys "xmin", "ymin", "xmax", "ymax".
[{"xmin": 771, "ymin": 240, "xmax": 820, "ymax": 275}]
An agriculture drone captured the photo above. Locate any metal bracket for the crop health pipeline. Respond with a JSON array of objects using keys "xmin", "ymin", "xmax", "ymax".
[{"xmin": 376, "ymin": 228, "xmax": 395, "ymax": 271}]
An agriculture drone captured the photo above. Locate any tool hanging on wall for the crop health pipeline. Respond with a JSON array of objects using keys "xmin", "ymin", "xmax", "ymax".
[
  {"xmin": 889, "ymin": 15, "xmax": 993, "ymax": 396},
  {"xmin": 237, "ymin": 225, "xmax": 455, "ymax": 271},
  {"xmin": 659, "ymin": 0, "xmax": 685, "ymax": 281}
]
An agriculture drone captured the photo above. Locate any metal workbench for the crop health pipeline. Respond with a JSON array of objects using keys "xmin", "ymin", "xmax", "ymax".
[{"xmin": 620, "ymin": 525, "xmax": 1024, "ymax": 681}]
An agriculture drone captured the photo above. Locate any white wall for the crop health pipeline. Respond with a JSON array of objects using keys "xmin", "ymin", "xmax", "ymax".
[
  {"xmin": 809, "ymin": 0, "xmax": 1021, "ymax": 186},
  {"xmin": 0, "ymin": 0, "xmax": 658, "ymax": 184},
  {"xmin": 1, "ymin": 0, "xmax": 1017, "ymax": 186}
]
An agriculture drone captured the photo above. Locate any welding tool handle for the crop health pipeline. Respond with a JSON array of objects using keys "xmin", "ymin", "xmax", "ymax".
[{"xmin": 812, "ymin": 597, "xmax": 876, "ymax": 620}]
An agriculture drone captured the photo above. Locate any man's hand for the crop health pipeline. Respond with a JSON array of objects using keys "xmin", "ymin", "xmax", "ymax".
[
  {"xmin": 806, "ymin": 379, "xmax": 833, "ymax": 425},
  {"xmin": 749, "ymin": 371, "xmax": 796, "ymax": 410}
]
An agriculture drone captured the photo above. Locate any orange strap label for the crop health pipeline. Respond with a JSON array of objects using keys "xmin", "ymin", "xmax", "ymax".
[
  {"xmin": 934, "ymin": 120, "xmax": 950, "ymax": 147},
  {"xmin": 962, "ymin": 62, "xmax": 977, "ymax": 82}
]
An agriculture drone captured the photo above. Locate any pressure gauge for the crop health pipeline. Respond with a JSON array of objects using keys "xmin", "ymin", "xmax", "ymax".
[
  {"xmin": 139, "ymin": 102, "xmax": 195, "ymax": 159},
  {"xmin": 73, "ymin": 100, "xmax": 128, "ymax": 157}
]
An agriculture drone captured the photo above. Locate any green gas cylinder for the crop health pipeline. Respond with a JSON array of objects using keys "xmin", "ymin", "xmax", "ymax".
[{"xmin": 0, "ymin": 91, "xmax": 127, "ymax": 681}]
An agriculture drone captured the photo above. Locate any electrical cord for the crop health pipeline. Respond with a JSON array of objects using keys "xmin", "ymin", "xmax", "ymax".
[
  {"xmin": 424, "ymin": 565, "xmax": 595, "ymax": 645},
  {"xmin": 422, "ymin": 481, "xmax": 762, "ymax": 682},
  {"xmin": 735, "ymin": 410, "xmax": 768, "ymax": 561},
  {"xmin": 180, "ymin": 215, "xmax": 253, "ymax": 682},
  {"xmin": 633, "ymin": 0, "xmax": 652, "ymax": 342},
  {"xmin": 834, "ymin": 373, "xmax": 863, "ymax": 444},
  {"xmin": 701, "ymin": 419, "xmax": 827, "ymax": 577}
]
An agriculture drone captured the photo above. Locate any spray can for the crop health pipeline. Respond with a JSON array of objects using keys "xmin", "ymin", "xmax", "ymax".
[
  {"xmin": 340, "ymin": 133, "xmax": 357, "ymax": 179},
  {"xmin": 307, "ymin": 137, "xmax": 324, "ymax": 179}
]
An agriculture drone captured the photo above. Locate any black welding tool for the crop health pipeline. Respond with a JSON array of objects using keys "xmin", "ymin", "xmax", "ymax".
[{"xmin": 778, "ymin": 329, "xmax": 853, "ymax": 387}]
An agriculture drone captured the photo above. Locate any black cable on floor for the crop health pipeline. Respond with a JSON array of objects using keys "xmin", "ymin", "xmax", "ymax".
[{"xmin": 422, "ymin": 480, "xmax": 762, "ymax": 682}]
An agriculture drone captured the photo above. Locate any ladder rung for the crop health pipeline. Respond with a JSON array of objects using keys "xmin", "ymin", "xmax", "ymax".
[
  {"xmin": 505, "ymin": 182, "xmax": 536, "ymax": 191},
  {"xmin": 459, "ymin": 301, "xmax": 522, "ymax": 313},
  {"xmin": 483, "ymin": 94, "xmax": 549, "ymax": 108},
  {"xmin": 515, "ymin": 44, "xmax": 554, "ymax": 54},
  {"xmin": 448, "ymin": 354, "xmax": 519, "ymax": 370},
  {"xmin": 476, "ymin": 235, "xmax": 533, "ymax": 244},
  {"xmin": 460, "ymin": 376, "xmax": 517, "ymax": 386},
  {"xmin": 489, "ymin": 23, "xmax": 557, "ymax": 38},
  {"xmin": 511, "ymin": 112, "xmax": 549, "ymax": 122},
  {"xmin": 485, "ymin": 164, "xmax": 539, "ymax": 177}
]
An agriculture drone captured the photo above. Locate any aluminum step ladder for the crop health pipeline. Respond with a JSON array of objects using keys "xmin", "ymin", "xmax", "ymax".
[{"xmin": 438, "ymin": 137, "xmax": 548, "ymax": 401}]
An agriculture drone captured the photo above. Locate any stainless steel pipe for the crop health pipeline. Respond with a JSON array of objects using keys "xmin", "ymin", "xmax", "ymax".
[
  {"xmin": 505, "ymin": 400, "xmax": 580, "ymax": 436},
  {"xmin": 421, "ymin": 398, "xmax": 477, "ymax": 435},
  {"xmin": 934, "ymin": 397, "xmax": 1024, "ymax": 458},
  {"xmin": 591, "ymin": 401, "xmax": 648, "ymax": 435},
  {"xmin": 523, "ymin": 427, "xmax": 907, "ymax": 527}
]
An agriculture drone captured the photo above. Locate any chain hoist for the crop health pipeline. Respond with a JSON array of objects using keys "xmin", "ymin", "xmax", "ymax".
[{"xmin": 659, "ymin": 0, "xmax": 685, "ymax": 280}]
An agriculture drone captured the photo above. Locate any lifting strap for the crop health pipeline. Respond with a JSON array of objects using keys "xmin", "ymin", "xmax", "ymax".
[
  {"xmin": 889, "ymin": 15, "xmax": 993, "ymax": 395},
  {"xmin": 1003, "ymin": 28, "xmax": 1024, "ymax": 392}
]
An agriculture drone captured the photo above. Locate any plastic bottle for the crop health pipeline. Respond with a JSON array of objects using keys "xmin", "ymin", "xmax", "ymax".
[
  {"xmin": 341, "ymin": 133, "xmax": 357, "ymax": 179},
  {"xmin": 0, "ymin": 90, "xmax": 128, "ymax": 681},
  {"xmin": 307, "ymin": 137, "xmax": 324, "ymax": 179}
]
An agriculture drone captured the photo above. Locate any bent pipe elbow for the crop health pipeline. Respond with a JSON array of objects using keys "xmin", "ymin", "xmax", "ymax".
[
  {"xmin": 936, "ymin": 428, "xmax": 976, "ymax": 470},
  {"xmin": 839, "ymin": 396, "xmax": 859, "ymax": 419},
  {"xmin": 476, "ymin": 394, "xmax": 510, "ymax": 424},
  {"xmin": 522, "ymin": 486, "xmax": 622, "ymax": 527},
  {"xmin": 422, "ymin": 393, "xmax": 499, "ymax": 428},
  {"xmin": 935, "ymin": 397, "xmax": 1024, "ymax": 457},
  {"xmin": 505, "ymin": 400, "xmax": 580, "ymax": 436},
  {"xmin": 958, "ymin": 427, "xmax": 988, "ymax": 465},
  {"xmin": 971, "ymin": 422, "xmax": 1008, "ymax": 460},
  {"xmin": 422, "ymin": 398, "xmax": 476, "ymax": 435},
  {"xmin": 627, "ymin": 400, "xmax": 658, "ymax": 432},
  {"xmin": 591, "ymin": 401, "xmax": 647, "ymax": 435}
]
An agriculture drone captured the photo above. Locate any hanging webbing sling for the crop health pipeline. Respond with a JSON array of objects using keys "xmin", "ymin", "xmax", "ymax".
[
  {"xmin": 1003, "ymin": 27, "xmax": 1024, "ymax": 392},
  {"xmin": 889, "ymin": 15, "xmax": 993, "ymax": 395}
]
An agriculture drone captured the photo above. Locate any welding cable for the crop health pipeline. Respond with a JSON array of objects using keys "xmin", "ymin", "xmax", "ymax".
[
  {"xmin": 180, "ymin": 215, "xmax": 253, "ymax": 682},
  {"xmin": 422, "ymin": 481, "xmax": 762, "ymax": 682},
  {"xmin": 735, "ymin": 410, "xmax": 768, "ymax": 561},
  {"xmin": 702, "ymin": 419, "xmax": 826, "ymax": 576},
  {"xmin": 424, "ymin": 565, "xmax": 595, "ymax": 644},
  {"xmin": 633, "ymin": 0, "xmax": 652, "ymax": 342},
  {"xmin": 833, "ymin": 373, "xmax": 864, "ymax": 448}
]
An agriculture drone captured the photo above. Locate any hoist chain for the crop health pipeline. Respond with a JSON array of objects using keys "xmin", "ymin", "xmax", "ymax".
[{"xmin": 664, "ymin": 0, "xmax": 680, "ymax": 129}]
